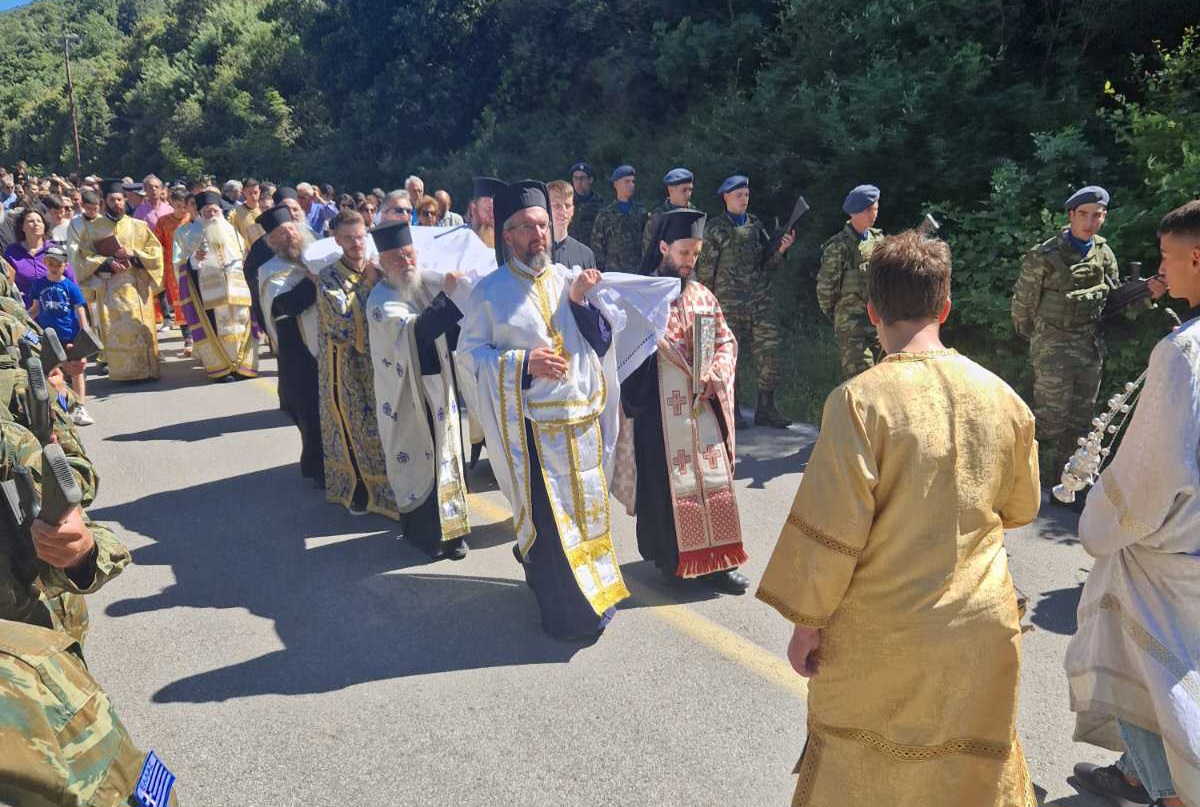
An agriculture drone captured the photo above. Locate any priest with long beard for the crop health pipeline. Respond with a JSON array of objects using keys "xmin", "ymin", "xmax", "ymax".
[
  {"xmin": 612, "ymin": 209, "xmax": 749, "ymax": 594},
  {"xmin": 258, "ymin": 204, "xmax": 323, "ymax": 483},
  {"xmin": 172, "ymin": 190, "xmax": 258, "ymax": 381},
  {"xmin": 458, "ymin": 180, "xmax": 629, "ymax": 641},
  {"xmin": 366, "ymin": 220, "xmax": 471, "ymax": 560},
  {"xmin": 74, "ymin": 178, "xmax": 164, "ymax": 381}
]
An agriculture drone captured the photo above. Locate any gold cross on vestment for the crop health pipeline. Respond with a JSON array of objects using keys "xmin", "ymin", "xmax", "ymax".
[
  {"xmin": 672, "ymin": 449, "xmax": 691, "ymax": 476},
  {"xmin": 666, "ymin": 389, "xmax": 688, "ymax": 417}
]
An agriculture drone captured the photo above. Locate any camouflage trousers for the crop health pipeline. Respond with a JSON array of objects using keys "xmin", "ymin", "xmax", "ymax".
[
  {"xmin": 833, "ymin": 305, "xmax": 876, "ymax": 380},
  {"xmin": 722, "ymin": 289, "xmax": 780, "ymax": 393},
  {"xmin": 1030, "ymin": 329, "xmax": 1103, "ymax": 485}
]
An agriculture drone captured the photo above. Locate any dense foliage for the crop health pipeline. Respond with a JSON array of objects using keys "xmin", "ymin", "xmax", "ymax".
[{"xmin": 1, "ymin": 0, "xmax": 1196, "ymax": 418}]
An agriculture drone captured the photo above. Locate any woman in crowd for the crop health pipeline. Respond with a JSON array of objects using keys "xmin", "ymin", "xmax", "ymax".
[{"xmin": 3, "ymin": 208, "xmax": 77, "ymax": 305}]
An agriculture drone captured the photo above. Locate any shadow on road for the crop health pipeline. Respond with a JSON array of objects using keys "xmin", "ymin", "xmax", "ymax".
[
  {"xmin": 106, "ymin": 408, "xmax": 294, "ymax": 443},
  {"xmin": 92, "ymin": 463, "xmax": 590, "ymax": 703},
  {"xmin": 733, "ymin": 424, "xmax": 818, "ymax": 490},
  {"xmin": 1031, "ymin": 583, "xmax": 1085, "ymax": 635}
]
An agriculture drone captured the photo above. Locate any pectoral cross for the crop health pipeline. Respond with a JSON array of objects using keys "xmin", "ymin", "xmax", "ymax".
[
  {"xmin": 703, "ymin": 444, "xmax": 721, "ymax": 470},
  {"xmin": 666, "ymin": 389, "xmax": 688, "ymax": 417},
  {"xmin": 672, "ymin": 449, "xmax": 691, "ymax": 476}
]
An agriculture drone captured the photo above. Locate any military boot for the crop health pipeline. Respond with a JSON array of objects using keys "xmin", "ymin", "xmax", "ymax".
[{"xmin": 754, "ymin": 389, "xmax": 792, "ymax": 429}]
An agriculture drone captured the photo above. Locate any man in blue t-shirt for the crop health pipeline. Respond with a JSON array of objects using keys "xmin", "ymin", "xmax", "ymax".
[{"xmin": 27, "ymin": 244, "xmax": 94, "ymax": 426}]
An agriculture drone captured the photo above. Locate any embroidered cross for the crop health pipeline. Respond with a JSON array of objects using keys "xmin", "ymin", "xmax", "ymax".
[
  {"xmin": 672, "ymin": 449, "xmax": 691, "ymax": 476},
  {"xmin": 397, "ymin": 452, "xmax": 409, "ymax": 463},
  {"xmin": 703, "ymin": 444, "xmax": 721, "ymax": 470},
  {"xmin": 666, "ymin": 389, "xmax": 688, "ymax": 417}
]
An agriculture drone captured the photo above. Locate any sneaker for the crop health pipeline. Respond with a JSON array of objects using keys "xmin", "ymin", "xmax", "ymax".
[
  {"xmin": 157, "ymin": 322, "xmax": 170, "ymax": 333},
  {"xmin": 70, "ymin": 406, "xmax": 95, "ymax": 426}
]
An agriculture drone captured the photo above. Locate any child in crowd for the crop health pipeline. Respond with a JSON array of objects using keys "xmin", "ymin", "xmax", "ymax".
[{"xmin": 27, "ymin": 244, "xmax": 94, "ymax": 426}]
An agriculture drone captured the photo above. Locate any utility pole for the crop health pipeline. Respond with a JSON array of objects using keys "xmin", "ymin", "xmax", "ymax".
[{"xmin": 62, "ymin": 33, "xmax": 82, "ymax": 178}]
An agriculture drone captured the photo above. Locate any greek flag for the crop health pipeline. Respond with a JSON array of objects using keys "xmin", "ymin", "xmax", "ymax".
[{"xmin": 135, "ymin": 750, "xmax": 176, "ymax": 807}]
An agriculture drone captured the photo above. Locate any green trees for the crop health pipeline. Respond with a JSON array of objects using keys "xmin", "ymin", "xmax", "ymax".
[{"xmin": 0, "ymin": 0, "xmax": 1195, "ymax": 417}]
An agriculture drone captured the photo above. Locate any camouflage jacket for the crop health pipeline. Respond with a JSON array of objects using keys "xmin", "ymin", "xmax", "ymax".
[
  {"xmin": 590, "ymin": 202, "xmax": 647, "ymax": 273},
  {"xmin": 0, "ymin": 419, "xmax": 127, "ymax": 643},
  {"xmin": 568, "ymin": 192, "xmax": 604, "ymax": 249},
  {"xmin": 0, "ymin": 619, "xmax": 179, "ymax": 807},
  {"xmin": 695, "ymin": 212, "xmax": 784, "ymax": 301},
  {"xmin": 1012, "ymin": 231, "xmax": 1121, "ymax": 339},
  {"xmin": 815, "ymin": 224, "xmax": 884, "ymax": 321},
  {"xmin": 641, "ymin": 201, "xmax": 696, "ymax": 257},
  {"xmin": 0, "ymin": 308, "xmax": 98, "ymax": 494}
]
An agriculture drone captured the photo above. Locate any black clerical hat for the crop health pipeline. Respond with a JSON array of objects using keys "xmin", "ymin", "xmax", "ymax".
[
  {"xmin": 472, "ymin": 177, "xmax": 505, "ymax": 200},
  {"xmin": 258, "ymin": 204, "xmax": 293, "ymax": 235},
  {"xmin": 99, "ymin": 178, "xmax": 125, "ymax": 197},
  {"xmin": 193, "ymin": 190, "xmax": 222, "ymax": 210},
  {"xmin": 274, "ymin": 187, "xmax": 299, "ymax": 204},
  {"xmin": 640, "ymin": 209, "xmax": 707, "ymax": 274},
  {"xmin": 371, "ymin": 220, "xmax": 413, "ymax": 253},
  {"xmin": 493, "ymin": 180, "xmax": 549, "ymax": 231}
]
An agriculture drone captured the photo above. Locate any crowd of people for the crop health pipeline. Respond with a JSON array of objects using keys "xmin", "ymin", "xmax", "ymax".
[{"xmin": 0, "ymin": 155, "xmax": 1197, "ymax": 807}]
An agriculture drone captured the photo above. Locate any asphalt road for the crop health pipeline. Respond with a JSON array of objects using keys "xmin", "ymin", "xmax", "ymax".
[{"xmin": 76, "ymin": 331, "xmax": 1118, "ymax": 807}]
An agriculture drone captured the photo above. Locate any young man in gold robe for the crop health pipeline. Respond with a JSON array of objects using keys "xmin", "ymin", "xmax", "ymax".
[
  {"xmin": 757, "ymin": 230, "xmax": 1041, "ymax": 807},
  {"xmin": 315, "ymin": 209, "xmax": 398, "ymax": 519},
  {"xmin": 74, "ymin": 178, "xmax": 164, "ymax": 381}
]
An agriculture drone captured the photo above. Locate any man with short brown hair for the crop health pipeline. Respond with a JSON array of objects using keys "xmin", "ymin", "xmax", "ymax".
[
  {"xmin": 315, "ymin": 210, "xmax": 398, "ymax": 518},
  {"xmin": 758, "ymin": 229, "xmax": 1040, "ymax": 807},
  {"xmin": 546, "ymin": 179, "xmax": 595, "ymax": 269}
]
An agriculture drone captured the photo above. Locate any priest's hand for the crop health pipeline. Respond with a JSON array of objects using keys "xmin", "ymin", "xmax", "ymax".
[
  {"xmin": 787, "ymin": 624, "xmax": 822, "ymax": 677},
  {"xmin": 700, "ymin": 372, "xmax": 720, "ymax": 400},
  {"xmin": 443, "ymin": 272, "xmax": 460, "ymax": 296},
  {"xmin": 110, "ymin": 259, "xmax": 130, "ymax": 274},
  {"xmin": 570, "ymin": 268, "xmax": 602, "ymax": 304},
  {"xmin": 194, "ymin": 248, "xmax": 207, "ymax": 263},
  {"xmin": 31, "ymin": 507, "xmax": 95, "ymax": 570},
  {"xmin": 529, "ymin": 346, "xmax": 568, "ymax": 380}
]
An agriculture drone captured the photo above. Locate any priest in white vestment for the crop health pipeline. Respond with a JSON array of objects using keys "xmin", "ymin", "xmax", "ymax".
[
  {"xmin": 458, "ymin": 180, "xmax": 629, "ymax": 641},
  {"xmin": 366, "ymin": 219, "xmax": 471, "ymax": 560},
  {"xmin": 1066, "ymin": 201, "xmax": 1200, "ymax": 807}
]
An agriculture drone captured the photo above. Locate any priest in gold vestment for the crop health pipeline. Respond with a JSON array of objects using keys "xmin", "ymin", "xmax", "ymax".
[
  {"xmin": 757, "ymin": 231, "xmax": 1041, "ymax": 807},
  {"xmin": 74, "ymin": 178, "xmax": 164, "ymax": 381}
]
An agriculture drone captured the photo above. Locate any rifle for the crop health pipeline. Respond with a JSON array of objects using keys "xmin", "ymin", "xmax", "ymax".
[
  {"xmin": 1101, "ymin": 262, "xmax": 1165, "ymax": 320},
  {"xmin": 39, "ymin": 325, "xmax": 103, "ymax": 373},
  {"xmin": 767, "ymin": 195, "xmax": 811, "ymax": 254},
  {"xmin": 0, "ymin": 444, "xmax": 83, "ymax": 628},
  {"xmin": 23, "ymin": 357, "xmax": 53, "ymax": 446},
  {"xmin": 916, "ymin": 213, "xmax": 941, "ymax": 237}
]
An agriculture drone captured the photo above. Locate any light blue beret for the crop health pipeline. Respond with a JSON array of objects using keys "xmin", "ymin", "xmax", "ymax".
[
  {"xmin": 842, "ymin": 184, "xmax": 880, "ymax": 215},
  {"xmin": 716, "ymin": 175, "xmax": 749, "ymax": 196},
  {"xmin": 1065, "ymin": 185, "xmax": 1110, "ymax": 210},
  {"xmin": 610, "ymin": 165, "xmax": 635, "ymax": 183},
  {"xmin": 663, "ymin": 168, "xmax": 694, "ymax": 186}
]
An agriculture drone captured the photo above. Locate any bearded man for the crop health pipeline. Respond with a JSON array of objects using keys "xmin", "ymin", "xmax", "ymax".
[
  {"xmin": 172, "ymin": 190, "xmax": 258, "ymax": 381},
  {"xmin": 613, "ymin": 209, "xmax": 749, "ymax": 594},
  {"xmin": 315, "ymin": 210, "xmax": 398, "ymax": 518},
  {"xmin": 258, "ymin": 204, "xmax": 323, "ymax": 482},
  {"xmin": 74, "ymin": 178, "xmax": 164, "ymax": 381},
  {"xmin": 366, "ymin": 220, "xmax": 471, "ymax": 560},
  {"xmin": 459, "ymin": 180, "xmax": 628, "ymax": 641}
]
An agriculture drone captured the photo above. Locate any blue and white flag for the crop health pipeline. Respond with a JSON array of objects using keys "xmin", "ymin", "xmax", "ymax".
[{"xmin": 134, "ymin": 750, "xmax": 176, "ymax": 807}]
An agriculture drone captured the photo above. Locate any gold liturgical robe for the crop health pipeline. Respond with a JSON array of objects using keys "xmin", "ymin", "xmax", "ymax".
[
  {"xmin": 75, "ymin": 214, "xmax": 164, "ymax": 381},
  {"xmin": 757, "ymin": 350, "xmax": 1040, "ymax": 807}
]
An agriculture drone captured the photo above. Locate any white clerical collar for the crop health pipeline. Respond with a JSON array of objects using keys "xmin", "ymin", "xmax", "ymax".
[{"xmin": 509, "ymin": 256, "xmax": 547, "ymax": 280}]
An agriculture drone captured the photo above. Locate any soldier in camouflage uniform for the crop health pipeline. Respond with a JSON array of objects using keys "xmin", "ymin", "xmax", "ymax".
[
  {"xmin": 590, "ymin": 165, "xmax": 647, "ymax": 273},
  {"xmin": 696, "ymin": 175, "xmax": 796, "ymax": 428},
  {"xmin": 816, "ymin": 184, "xmax": 884, "ymax": 380},
  {"xmin": 1011, "ymin": 185, "xmax": 1166, "ymax": 487},
  {"xmin": 641, "ymin": 167, "xmax": 697, "ymax": 261},
  {"xmin": 567, "ymin": 161, "xmax": 603, "ymax": 249},
  {"xmin": 0, "ymin": 619, "xmax": 181, "ymax": 806},
  {"xmin": 0, "ymin": 417, "xmax": 127, "ymax": 648}
]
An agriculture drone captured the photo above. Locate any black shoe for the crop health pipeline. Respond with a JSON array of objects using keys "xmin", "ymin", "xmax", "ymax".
[
  {"xmin": 512, "ymin": 544, "xmax": 525, "ymax": 565},
  {"xmin": 754, "ymin": 389, "xmax": 792, "ymax": 429},
  {"xmin": 469, "ymin": 441, "xmax": 483, "ymax": 469},
  {"xmin": 700, "ymin": 568, "xmax": 751, "ymax": 594},
  {"xmin": 1072, "ymin": 763, "xmax": 1152, "ymax": 805},
  {"xmin": 441, "ymin": 539, "xmax": 468, "ymax": 561}
]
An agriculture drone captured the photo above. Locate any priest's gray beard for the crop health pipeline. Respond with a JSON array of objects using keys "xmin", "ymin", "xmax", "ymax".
[
  {"xmin": 272, "ymin": 241, "xmax": 302, "ymax": 262},
  {"xmin": 391, "ymin": 270, "xmax": 431, "ymax": 309},
  {"xmin": 658, "ymin": 253, "xmax": 691, "ymax": 290},
  {"xmin": 515, "ymin": 246, "xmax": 551, "ymax": 272}
]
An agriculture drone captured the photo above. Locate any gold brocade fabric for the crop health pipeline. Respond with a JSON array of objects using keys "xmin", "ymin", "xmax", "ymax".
[
  {"xmin": 757, "ymin": 351, "xmax": 1041, "ymax": 807},
  {"xmin": 75, "ymin": 215, "xmax": 165, "ymax": 381}
]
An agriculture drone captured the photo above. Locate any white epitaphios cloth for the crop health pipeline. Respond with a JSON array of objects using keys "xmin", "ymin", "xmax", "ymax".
[{"xmin": 259, "ymin": 256, "xmax": 319, "ymax": 358}]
